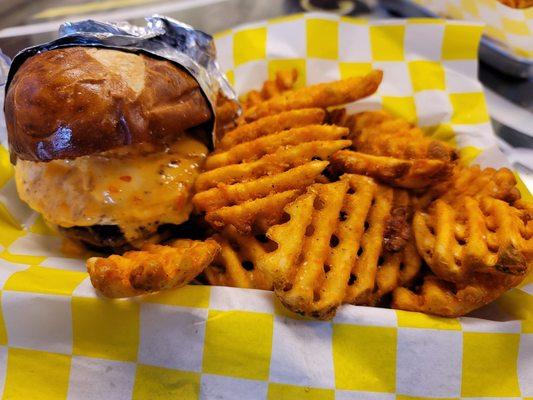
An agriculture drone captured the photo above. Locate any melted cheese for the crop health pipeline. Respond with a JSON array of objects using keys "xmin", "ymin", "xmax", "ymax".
[{"xmin": 15, "ymin": 135, "xmax": 208, "ymax": 241}]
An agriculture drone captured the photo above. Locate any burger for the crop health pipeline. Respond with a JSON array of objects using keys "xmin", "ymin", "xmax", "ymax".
[{"xmin": 5, "ymin": 46, "xmax": 214, "ymax": 252}]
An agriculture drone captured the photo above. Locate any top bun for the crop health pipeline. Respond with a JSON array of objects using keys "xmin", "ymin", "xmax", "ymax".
[{"xmin": 5, "ymin": 47, "xmax": 213, "ymax": 162}]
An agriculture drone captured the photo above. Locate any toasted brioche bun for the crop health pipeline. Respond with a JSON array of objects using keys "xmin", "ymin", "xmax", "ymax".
[{"xmin": 5, "ymin": 47, "xmax": 213, "ymax": 162}]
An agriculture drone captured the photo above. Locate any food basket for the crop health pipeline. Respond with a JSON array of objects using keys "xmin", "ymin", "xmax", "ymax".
[
  {"xmin": 0, "ymin": 12, "xmax": 531, "ymax": 399},
  {"xmin": 380, "ymin": 0, "xmax": 533, "ymax": 78}
]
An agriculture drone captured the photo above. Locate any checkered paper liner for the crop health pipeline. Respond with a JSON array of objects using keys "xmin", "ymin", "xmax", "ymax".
[
  {"xmin": 411, "ymin": 0, "xmax": 533, "ymax": 59},
  {"xmin": 0, "ymin": 12, "xmax": 532, "ymax": 399}
]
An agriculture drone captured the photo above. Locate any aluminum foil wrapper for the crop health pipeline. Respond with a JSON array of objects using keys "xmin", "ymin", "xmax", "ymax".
[{"xmin": 4, "ymin": 15, "xmax": 238, "ymax": 147}]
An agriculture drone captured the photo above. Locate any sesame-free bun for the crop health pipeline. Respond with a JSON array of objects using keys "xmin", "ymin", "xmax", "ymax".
[{"xmin": 5, "ymin": 47, "xmax": 213, "ymax": 161}]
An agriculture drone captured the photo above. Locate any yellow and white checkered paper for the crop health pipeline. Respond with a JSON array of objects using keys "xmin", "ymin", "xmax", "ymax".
[
  {"xmin": 412, "ymin": 0, "xmax": 533, "ymax": 59},
  {"xmin": 0, "ymin": 13, "xmax": 532, "ymax": 399}
]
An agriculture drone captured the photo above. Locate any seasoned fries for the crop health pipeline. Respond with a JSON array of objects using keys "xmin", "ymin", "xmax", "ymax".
[
  {"xmin": 414, "ymin": 196, "xmax": 532, "ymax": 282},
  {"xmin": 350, "ymin": 111, "xmax": 457, "ymax": 162},
  {"xmin": 330, "ymin": 150, "xmax": 452, "ymax": 189},
  {"xmin": 219, "ymin": 108, "xmax": 325, "ymax": 149},
  {"xmin": 206, "ymin": 125, "xmax": 348, "ymax": 170},
  {"xmin": 415, "ymin": 165, "xmax": 521, "ymax": 208},
  {"xmin": 194, "ymin": 160, "xmax": 328, "ymax": 212},
  {"xmin": 368, "ymin": 237, "xmax": 422, "ymax": 306},
  {"xmin": 87, "ymin": 239, "xmax": 220, "ymax": 298},
  {"xmin": 193, "ymin": 71, "xmax": 381, "ymax": 234},
  {"xmin": 242, "ymin": 69, "xmax": 298, "ymax": 109},
  {"xmin": 392, "ymin": 273, "xmax": 524, "ymax": 318},
  {"xmin": 198, "ymin": 69, "xmax": 531, "ymax": 319},
  {"xmin": 253, "ymin": 176, "xmax": 395, "ymax": 318},
  {"xmin": 206, "ymin": 190, "xmax": 301, "ymax": 232},
  {"xmin": 196, "ymin": 140, "xmax": 349, "ymax": 192},
  {"xmin": 205, "ymin": 232, "xmax": 273, "ymax": 290},
  {"xmin": 243, "ymin": 70, "xmax": 383, "ymax": 121},
  {"xmin": 86, "ymin": 68, "xmax": 531, "ymax": 321}
]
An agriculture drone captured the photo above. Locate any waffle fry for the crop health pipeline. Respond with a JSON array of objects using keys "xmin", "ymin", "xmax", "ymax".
[
  {"xmin": 260, "ymin": 182, "xmax": 350, "ymax": 319},
  {"xmin": 343, "ymin": 178, "xmax": 394, "ymax": 304},
  {"xmin": 351, "ymin": 111, "xmax": 412, "ymax": 140},
  {"xmin": 415, "ymin": 165, "xmax": 521, "ymax": 209},
  {"xmin": 219, "ymin": 108, "xmax": 326, "ymax": 149},
  {"xmin": 196, "ymin": 96, "xmax": 351, "ymax": 233},
  {"xmin": 243, "ymin": 70, "xmax": 383, "ymax": 122},
  {"xmin": 205, "ymin": 232, "xmax": 273, "ymax": 290},
  {"xmin": 87, "ymin": 239, "xmax": 220, "ymax": 298},
  {"xmin": 367, "ymin": 190, "xmax": 421, "ymax": 305},
  {"xmin": 242, "ymin": 69, "xmax": 298, "ymax": 109},
  {"xmin": 383, "ymin": 190, "xmax": 412, "ymax": 252},
  {"xmin": 392, "ymin": 273, "xmax": 525, "ymax": 318},
  {"xmin": 330, "ymin": 150, "xmax": 452, "ymax": 189},
  {"xmin": 367, "ymin": 237, "xmax": 422, "ymax": 306},
  {"xmin": 206, "ymin": 124, "xmax": 348, "ymax": 170},
  {"xmin": 196, "ymin": 140, "xmax": 350, "ymax": 192},
  {"xmin": 413, "ymin": 196, "xmax": 532, "ymax": 283},
  {"xmin": 514, "ymin": 198, "xmax": 533, "ymax": 220},
  {"xmin": 350, "ymin": 111, "xmax": 457, "ymax": 162},
  {"xmin": 254, "ymin": 175, "xmax": 394, "ymax": 318},
  {"xmin": 193, "ymin": 160, "xmax": 328, "ymax": 213},
  {"xmin": 205, "ymin": 189, "xmax": 301, "ymax": 233}
]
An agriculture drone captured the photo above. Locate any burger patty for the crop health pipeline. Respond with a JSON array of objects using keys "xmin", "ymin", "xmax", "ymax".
[
  {"xmin": 61, "ymin": 218, "xmax": 212, "ymax": 254},
  {"xmin": 60, "ymin": 225, "xmax": 132, "ymax": 254}
]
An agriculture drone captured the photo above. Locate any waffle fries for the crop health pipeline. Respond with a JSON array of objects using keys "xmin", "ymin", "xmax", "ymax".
[
  {"xmin": 350, "ymin": 111, "xmax": 457, "ymax": 162},
  {"xmin": 415, "ymin": 165, "xmax": 521, "ymax": 208},
  {"xmin": 241, "ymin": 69, "xmax": 298, "ymax": 110},
  {"xmin": 414, "ymin": 196, "xmax": 532, "ymax": 283},
  {"xmin": 206, "ymin": 190, "xmax": 301, "ymax": 233},
  {"xmin": 367, "ymin": 189, "xmax": 423, "ymax": 304},
  {"xmin": 205, "ymin": 231, "xmax": 273, "ymax": 290},
  {"xmin": 330, "ymin": 150, "xmax": 452, "ymax": 189},
  {"xmin": 193, "ymin": 71, "xmax": 384, "ymax": 234},
  {"xmin": 243, "ymin": 70, "xmax": 383, "ymax": 122},
  {"xmin": 329, "ymin": 110, "xmax": 457, "ymax": 189},
  {"xmin": 392, "ymin": 273, "xmax": 524, "ymax": 318},
  {"xmin": 248, "ymin": 176, "xmax": 392, "ymax": 318},
  {"xmin": 205, "ymin": 125, "xmax": 348, "ymax": 170},
  {"xmin": 219, "ymin": 108, "xmax": 326, "ymax": 149},
  {"xmin": 196, "ymin": 141, "xmax": 348, "ymax": 192},
  {"xmin": 368, "ymin": 237, "xmax": 422, "ymax": 306},
  {"xmin": 87, "ymin": 239, "xmax": 220, "ymax": 298},
  {"xmin": 197, "ymin": 70, "xmax": 531, "ymax": 319},
  {"xmin": 86, "ymin": 69, "xmax": 531, "ymax": 320},
  {"xmin": 194, "ymin": 160, "xmax": 328, "ymax": 212},
  {"xmin": 215, "ymin": 92, "xmax": 241, "ymax": 136}
]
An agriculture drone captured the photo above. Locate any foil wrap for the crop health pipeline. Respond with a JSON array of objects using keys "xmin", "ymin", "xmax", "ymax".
[{"xmin": 4, "ymin": 15, "xmax": 238, "ymax": 147}]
